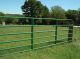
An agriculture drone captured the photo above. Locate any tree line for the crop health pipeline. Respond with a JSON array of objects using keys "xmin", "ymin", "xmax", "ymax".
[{"xmin": 0, "ymin": 0, "xmax": 80, "ymax": 25}]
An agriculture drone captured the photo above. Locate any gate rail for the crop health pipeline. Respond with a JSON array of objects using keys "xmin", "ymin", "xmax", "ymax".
[{"xmin": 0, "ymin": 16, "xmax": 73, "ymax": 56}]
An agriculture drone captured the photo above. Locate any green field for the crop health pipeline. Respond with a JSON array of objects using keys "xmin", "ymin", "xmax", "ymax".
[{"xmin": 0, "ymin": 25, "xmax": 80, "ymax": 59}]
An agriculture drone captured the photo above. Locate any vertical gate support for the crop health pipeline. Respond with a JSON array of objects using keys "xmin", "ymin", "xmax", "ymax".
[
  {"xmin": 55, "ymin": 20, "xmax": 58, "ymax": 44},
  {"xmin": 31, "ymin": 18, "xmax": 34, "ymax": 49},
  {"xmin": 68, "ymin": 25, "xmax": 73, "ymax": 42}
]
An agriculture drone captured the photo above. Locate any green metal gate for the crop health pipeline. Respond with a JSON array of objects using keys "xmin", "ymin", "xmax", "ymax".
[{"xmin": 0, "ymin": 16, "xmax": 73, "ymax": 56}]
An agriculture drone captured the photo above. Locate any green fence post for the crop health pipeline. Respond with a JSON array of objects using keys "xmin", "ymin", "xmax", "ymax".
[
  {"xmin": 55, "ymin": 20, "xmax": 58, "ymax": 44},
  {"xmin": 31, "ymin": 18, "xmax": 34, "ymax": 49},
  {"xmin": 68, "ymin": 25, "xmax": 73, "ymax": 42}
]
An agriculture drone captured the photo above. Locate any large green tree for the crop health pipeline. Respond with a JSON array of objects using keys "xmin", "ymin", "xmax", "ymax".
[
  {"xmin": 42, "ymin": 6, "xmax": 50, "ymax": 24},
  {"xmin": 51, "ymin": 6, "xmax": 66, "ymax": 19},
  {"xmin": 42, "ymin": 6, "xmax": 49, "ymax": 18},
  {"xmin": 21, "ymin": 0, "xmax": 44, "ymax": 17},
  {"xmin": 66, "ymin": 10, "xmax": 79, "ymax": 25},
  {"xmin": 21, "ymin": 0, "xmax": 49, "ymax": 24}
]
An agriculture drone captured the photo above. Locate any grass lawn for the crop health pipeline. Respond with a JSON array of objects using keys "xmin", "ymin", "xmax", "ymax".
[{"xmin": 0, "ymin": 25, "xmax": 80, "ymax": 59}]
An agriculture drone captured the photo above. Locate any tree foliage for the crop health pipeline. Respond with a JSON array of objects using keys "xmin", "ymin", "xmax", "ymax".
[
  {"xmin": 0, "ymin": 1, "xmax": 80, "ymax": 25},
  {"xmin": 51, "ymin": 6, "xmax": 66, "ymax": 19},
  {"xmin": 22, "ymin": 0, "xmax": 44, "ymax": 17},
  {"xmin": 66, "ymin": 10, "xmax": 79, "ymax": 25},
  {"xmin": 21, "ymin": 0, "xmax": 49, "ymax": 24}
]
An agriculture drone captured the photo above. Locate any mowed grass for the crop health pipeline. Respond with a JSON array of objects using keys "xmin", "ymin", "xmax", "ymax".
[
  {"xmin": 0, "ymin": 25, "xmax": 68, "ymax": 49},
  {"xmin": 0, "ymin": 25, "xmax": 80, "ymax": 59}
]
